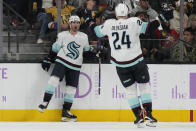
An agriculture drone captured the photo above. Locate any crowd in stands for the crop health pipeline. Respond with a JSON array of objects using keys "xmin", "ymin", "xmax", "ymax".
[{"xmin": 3, "ymin": 0, "xmax": 196, "ymax": 62}]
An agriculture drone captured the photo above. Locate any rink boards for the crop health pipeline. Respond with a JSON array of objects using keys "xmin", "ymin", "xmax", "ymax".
[{"xmin": 0, "ymin": 63, "xmax": 196, "ymax": 122}]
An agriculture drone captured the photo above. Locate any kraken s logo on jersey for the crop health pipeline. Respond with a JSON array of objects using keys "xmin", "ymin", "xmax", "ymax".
[{"xmin": 66, "ymin": 41, "xmax": 80, "ymax": 60}]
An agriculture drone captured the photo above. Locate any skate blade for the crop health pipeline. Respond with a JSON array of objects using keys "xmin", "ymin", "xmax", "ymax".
[
  {"xmin": 38, "ymin": 108, "xmax": 44, "ymax": 113},
  {"xmin": 61, "ymin": 117, "xmax": 77, "ymax": 122},
  {"xmin": 135, "ymin": 123, "xmax": 145, "ymax": 128},
  {"xmin": 146, "ymin": 121, "xmax": 156, "ymax": 127}
]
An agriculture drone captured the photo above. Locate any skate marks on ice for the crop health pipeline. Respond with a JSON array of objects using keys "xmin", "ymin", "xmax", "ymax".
[{"xmin": 0, "ymin": 122, "xmax": 196, "ymax": 131}]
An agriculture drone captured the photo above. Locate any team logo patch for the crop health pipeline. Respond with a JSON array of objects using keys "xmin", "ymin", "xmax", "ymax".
[{"xmin": 66, "ymin": 41, "xmax": 80, "ymax": 60}]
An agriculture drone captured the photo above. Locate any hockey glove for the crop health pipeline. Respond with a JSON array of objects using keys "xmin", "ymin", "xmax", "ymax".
[
  {"xmin": 82, "ymin": 9, "xmax": 95, "ymax": 25},
  {"xmin": 158, "ymin": 10, "xmax": 173, "ymax": 24},
  {"xmin": 41, "ymin": 58, "xmax": 52, "ymax": 72},
  {"xmin": 89, "ymin": 46, "xmax": 98, "ymax": 54}
]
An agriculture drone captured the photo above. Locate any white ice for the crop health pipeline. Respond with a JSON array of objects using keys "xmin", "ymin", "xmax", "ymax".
[{"xmin": 0, "ymin": 122, "xmax": 196, "ymax": 131}]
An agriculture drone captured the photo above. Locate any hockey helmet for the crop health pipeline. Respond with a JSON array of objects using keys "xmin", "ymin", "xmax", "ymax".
[
  {"xmin": 115, "ymin": 3, "xmax": 129, "ymax": 17},
  {"xmin": 69, "ymin": 15, "xmax": 81, "ymax": 24}
]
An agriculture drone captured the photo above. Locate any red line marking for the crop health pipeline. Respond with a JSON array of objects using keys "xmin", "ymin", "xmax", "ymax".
[{"xmin": 190, "ymin": 110, "xmax": 193, "ymax": 122}]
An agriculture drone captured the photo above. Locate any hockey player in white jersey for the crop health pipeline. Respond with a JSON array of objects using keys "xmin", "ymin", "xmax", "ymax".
[
  {"xmin": 83, "ymin": 3, "xmax": 171, "ymax": 128},
  {"xmin": 38, "ymin": 15, "xmax": 97, "ymax": 122}
]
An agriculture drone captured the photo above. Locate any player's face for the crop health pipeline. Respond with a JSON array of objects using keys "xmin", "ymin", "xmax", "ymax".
[
  {"xmin": 70, "ymin": 21, "xmax": 80, "ymax": 32},
  {"xmin": 138, "ymin": 14, "xmax": 148, "ymax": 22}
]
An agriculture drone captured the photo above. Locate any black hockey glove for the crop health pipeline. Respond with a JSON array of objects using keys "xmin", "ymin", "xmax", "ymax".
[
  {"xmin": 89, "ymin": 45, "xmax": 108, "ymax": 54},
  {"xmin": 41, "ymin": 57, "xmax": 52, "ymax": 72},
  {"xmin": 158, "ymin": 10, "xmax": 173, "ymax": 24},
  {"xmin": 82, "ymin": 9, "xmax": 95, "ymax": 25},
  {"xmin": 89, "ymin": 46, "xmax": 98, "ymax": 54}
]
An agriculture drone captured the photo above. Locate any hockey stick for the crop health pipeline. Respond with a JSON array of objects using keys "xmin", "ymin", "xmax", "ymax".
[
  {"xmin": 137, "ymin": 84, "xmax": 156, "ymax": 127},
  {"xmin": 137, "ymin": 85, "xmax": 146, "ymax": 122},
  {"xmin": 138, "ymin": 96, "xmax": 146, "ymax": 122},
  {"xmin": 98, "ymin": 39, "xmax": 102, "ymax": 95}
]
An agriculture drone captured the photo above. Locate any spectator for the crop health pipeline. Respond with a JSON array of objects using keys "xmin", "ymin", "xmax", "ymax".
[
  {"xmin": 9, "ymin": 0, "xmax": 28, "ymax": 26},
  {"xmin": 75, "ymin": 0, "xmax": 99, "ymax": 41},
  {"xmin": 42, "ymin": 0, "xmax": 53, "ymax": 9},
  {"xmin": 37, "ymin": 0, "xmax": 75, "ymax": 44},
  {"xmin": 172, "ymin": 27, "xmax": 196, "ymax": 62},
  {"xmin": 192, "ymin": 0, "xmax": 196, "ymax": 13},
  {"xmin": 129, "ymin": 0, "xmax": 158, "ymax": 22},
  {"xmin": 188, "ymin": 13, "xmax": 196, "ymax": 29},
  {"xmin": 101, "ymin": 0, "xmax": 134, "ymax": 20},
  {"xmin": 186, "ymin": 0, "xmax": 194, "ymax": 16},
  {"xmin": 159, "ymin": 27, "xmax": 179, "ymax": 49},
  {"xmin": 66, "ymin": 0, "xmax": 86, "ymax": 8},
  {"xmin": 151, "ymin": 22, "xmax": 179, "ymax": 62},
  {"xmin": 97, "ymin": 0, "xmax": 108, "ymax": 12},
  {"xmin": 169, "ymin": 0, "xmax": 189, "ymax": 34},
  {"xmin": 27, "ymin": 0, "xmax": 43, "ymax": 26}
]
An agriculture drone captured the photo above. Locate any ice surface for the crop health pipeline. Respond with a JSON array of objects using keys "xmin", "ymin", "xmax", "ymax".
[{"xmin": 0, "ymin": 122, "xmax": 196, "ymax": 131}]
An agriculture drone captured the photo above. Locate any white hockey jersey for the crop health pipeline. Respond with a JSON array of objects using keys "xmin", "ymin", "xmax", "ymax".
[
  {"xmin": 51, "ymin": 31, "xmax": 89, "ymax": 71},
  {"xmin": 94, "ymin": 17, "xmax": 148, "ymax": 67}
]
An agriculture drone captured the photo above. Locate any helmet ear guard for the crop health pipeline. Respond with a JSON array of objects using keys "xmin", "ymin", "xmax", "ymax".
[{"xmin": 115, "ymin": 3, "xmax": 129, "ymax": 17}]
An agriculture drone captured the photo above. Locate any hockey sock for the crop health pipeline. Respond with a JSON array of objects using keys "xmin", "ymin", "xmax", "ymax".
[
  {"xmin": 137, "ymin": 83, "xmax": 152, "ymax": 112},
  {"xmin": 63, "ymin": 86, "xmax": 76, "ymax": 110},
  {"xmin": 43, "ymin": 76, "xmax": 60, "ymax": 102},
  {"xmin": 132, "ymin": 107, "xmax": 142, "ymax": 117},
  {"xmin": 43, "ymin": 93, "xmax": 53, "ymax": 102},
  {"xmin": 143, "ymin": 103, "xmax": 152, "ymax": 113},
  {"xmin": 126, "ymin": 83, "xmax": 140, "ymax": 117},
  {"xmin": 63, "ymin": 102, "xmax": 72, "ymax": 110}
]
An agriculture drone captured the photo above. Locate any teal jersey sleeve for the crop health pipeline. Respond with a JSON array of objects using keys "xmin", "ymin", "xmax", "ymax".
[
  {"xmin": 52, "ymin": 42, "xmax": 61, "ymax": 53},
  {"xmin": 94, "ymin": 25, "xmax": 105, "ymax": 38},
  {"xmin": 83, "ymin": 45, "xmax": 91, "ymax": 52},
  {"xmin": 51, "ymin": 33, "xmax": 64, "ymax": 53},
  {"xmin": 140, "ymin": 22, "xmax": 148, "ymax": 34}
]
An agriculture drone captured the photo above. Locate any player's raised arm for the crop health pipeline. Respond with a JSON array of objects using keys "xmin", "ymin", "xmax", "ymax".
[
  {"xmin": 133, "ymin": 11, "xmax": 173, "ymax": 37},
  {"xmin": 83, "ymin": 5, "xmax": 172, "ymax": 39}
]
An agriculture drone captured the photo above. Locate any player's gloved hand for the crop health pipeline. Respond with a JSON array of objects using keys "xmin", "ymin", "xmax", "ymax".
[
  {"xmin": 89, "ymin": 45, "xmax": 107, "ymax": 54},
  {"xmin": 83, "ymin": 9, "xmax": 95, "ymax": 25},
  {"xmin": 158, "ymin": 10, "xmax": 173, "ymax": 24},
  {"xmin": 89, "ymin": 46, "xmax": 98, "ymax": 53},
  {"xmin": 162, "ymin": 10, "xmax": 173, "ymax": 21},
  {"xmin": 41, "ymin": 58, "xmax": 52, "ymax": 72},
  {"xmin": 48, "ymin": 21, "xmax": 58, "ymax": 30}
]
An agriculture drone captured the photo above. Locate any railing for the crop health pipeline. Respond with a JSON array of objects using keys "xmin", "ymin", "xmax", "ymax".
[
  {"xmin": 1, "ymin": 0, "xmax": 30, "ymax": 56},
  {"xmin": 1, "ymin": 0, "xmax": 194, "ymax": 64},
  {"xmin": 0, "ymin": 0, "xmax": 2, "ymax": 47}
]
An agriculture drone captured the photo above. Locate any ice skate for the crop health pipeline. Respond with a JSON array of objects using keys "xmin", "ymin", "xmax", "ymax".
[
  {"xmin": 61, "ymin": 109, "xmax": 77, "ymax": 122},
  {"xmin": 134, "ymin": 110, "xmax": 145, "ymax": 128},
  {"xmin": 145, "ymin": 111, "xmax": 157, "ymax": 127},
  {"xmin": 38, "ymin": 102, "xmax": 48, "ymax": 113}
]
